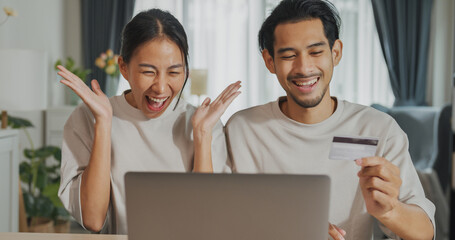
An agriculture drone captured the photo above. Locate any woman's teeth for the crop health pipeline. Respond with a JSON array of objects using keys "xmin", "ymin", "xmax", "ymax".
[
  {"xmin": 147, "ymin": 96, "xmax": 168, "ymax": 103},
  {"xmin": 295, "ymin": 78, "xmax": 318, "ymax": 86}
]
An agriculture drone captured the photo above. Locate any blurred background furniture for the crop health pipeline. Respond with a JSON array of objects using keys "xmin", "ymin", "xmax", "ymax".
[
  {"xmin": 371, "ymin": 104, "xmax": 452, "ymax": 240},
  {"xmin": 0, "ymin": 49, "xmax": 47, "ymax": 233},
  {"xmin": 45, "ymin": 107, "xmax": 76, "ymax": 147},
  {"xmin": 0, "ymin": 129, "xmax": 20, "ymax": 232}
]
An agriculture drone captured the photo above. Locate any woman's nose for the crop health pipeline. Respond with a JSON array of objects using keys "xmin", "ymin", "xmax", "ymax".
[{"xmin": 151, "ymin": 74, "xmax": 166, "ymax": 94}]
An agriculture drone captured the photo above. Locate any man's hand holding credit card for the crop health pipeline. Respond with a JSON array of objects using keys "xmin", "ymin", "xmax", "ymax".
[{"xmin": 328, "ymin": 135, "xmax": 413, "ymax": 236}]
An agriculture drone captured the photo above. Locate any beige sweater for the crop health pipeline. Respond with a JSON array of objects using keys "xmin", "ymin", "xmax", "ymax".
[
  {"xmin": 58, "ymin": 93, "xmax": 231, "ymax": 234},
  {"xmin": 226, "ymin": 97, "xmax": 435, "ymax": 240}
]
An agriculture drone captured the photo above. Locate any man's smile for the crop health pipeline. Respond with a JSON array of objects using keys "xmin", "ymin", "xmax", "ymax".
[{"xmin": 291, "ymin": 76, "xmax": 320, "ymax": 93}]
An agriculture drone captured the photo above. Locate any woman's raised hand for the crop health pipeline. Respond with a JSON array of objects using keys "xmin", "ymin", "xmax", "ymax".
[
  {"xmin": 57, "ymin": 65, "xmax": 113, "ymax": 122},
  {"xmin": 191, "ymin": 81, "xmax": 241, "ymax": 134}
]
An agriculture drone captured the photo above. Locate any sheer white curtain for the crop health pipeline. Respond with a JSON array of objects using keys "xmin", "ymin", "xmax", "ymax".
[
  {"xmin": 118, "ymin": 0, "xmax": 393, "ymax": 122},
  {"xmin": 265, "ymin": 0, "xmax": 394, "ymax": 107},
  {"xmin": 331, "ymin": 0, "xmax": 394, "ymax": 106},
  {"xmin": 119, "ymin": 0, "xmax": 275, "ymax": 122}
]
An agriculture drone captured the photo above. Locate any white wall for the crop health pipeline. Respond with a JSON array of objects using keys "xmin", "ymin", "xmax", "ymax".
[
  {"xmin": 0, "ymin": 0, "xmax": 81, "ymax": 156},
  {"xmin": 0, "ymin": 0, "xmax": 64, "ymax": 107}
]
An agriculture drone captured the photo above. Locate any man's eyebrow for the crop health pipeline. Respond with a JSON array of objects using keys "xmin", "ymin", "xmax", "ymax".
[
  {"xmin": 307, "ymin": 41, "xmax": 326, "ymax": 49},
  {"xmin": 277, "ymin": 47, "xmax": 296, "ymax": 54},
  {"xmin": 276, "ymin": 41, "xmax": 326, "ymax": 54}
]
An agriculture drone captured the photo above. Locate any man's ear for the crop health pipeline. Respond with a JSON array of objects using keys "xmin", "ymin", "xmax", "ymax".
[
  {"xmin": 262, "ymin": 49, "xmax": 276, "ymax": 74},
  {"xmin": 332, "ymin": 39, "xmax": 343, "ymax": 66},
  {"xmin": 118, "ymin": 56, "xmax": 129, "ymax": 82}
]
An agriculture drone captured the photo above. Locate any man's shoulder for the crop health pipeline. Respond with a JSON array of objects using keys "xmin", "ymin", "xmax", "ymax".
[
  {"xmin": 342, "ymin": 100, "xmax": 395, "ymax": 124},
  {"xmin": 226, "ymin": 101, "xmax": 275, "ymax": 128}
]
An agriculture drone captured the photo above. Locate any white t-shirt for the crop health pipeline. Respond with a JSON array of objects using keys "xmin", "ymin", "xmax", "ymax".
[
  {"xmin": 58, "ymin": 93, "xmax": 231, "ymax": 234},
  {"xmin": 225, "ymin": 97, "xmax": 435, "ymax": 240}
]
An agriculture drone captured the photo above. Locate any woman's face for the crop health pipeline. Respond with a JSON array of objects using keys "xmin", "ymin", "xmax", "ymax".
[{"xmin": 119, "ymin": 37, "xmax": 186, "ymax": 119}]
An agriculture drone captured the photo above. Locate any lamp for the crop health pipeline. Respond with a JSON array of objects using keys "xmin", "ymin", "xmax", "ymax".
[
  {"xmin": 190, "ymin": 69, "xmax": 208, "ymax": 105},
  {"xmin": 0, "ymin": 49, "xmax": 47, "ymax": 129}
]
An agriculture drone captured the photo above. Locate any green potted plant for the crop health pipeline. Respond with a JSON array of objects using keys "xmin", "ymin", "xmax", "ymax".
[
  {"xmin": 54, "ymin": 57, "xmax": 91, "ymax": 105},
  {"xmin": 7, "ymin": 116, "xmax": 70, "ymax": 232}
]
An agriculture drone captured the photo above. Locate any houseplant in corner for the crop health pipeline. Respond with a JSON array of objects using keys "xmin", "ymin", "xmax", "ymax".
[{"xmin": 7, "ymin": 116, "xmax": 70, "ymax": 232}]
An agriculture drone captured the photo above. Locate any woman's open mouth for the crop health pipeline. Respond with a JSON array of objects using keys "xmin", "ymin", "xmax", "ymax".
[{"xmin": 146, "ymin": 96, "xmax": 169, "ymax": 112}]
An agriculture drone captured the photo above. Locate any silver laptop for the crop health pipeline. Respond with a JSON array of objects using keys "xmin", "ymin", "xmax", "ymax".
[{"xmin": 125, "ymin": 172, "xmax": 330, "ymax": 240}]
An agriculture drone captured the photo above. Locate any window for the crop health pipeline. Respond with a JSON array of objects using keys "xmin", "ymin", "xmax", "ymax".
[
  {"xmin": 118, "ymin": 0, "xmax": 393, "ymax": 122},
  {"xmin": 330, "ymin": 0, "xmax": 394, "ymax": 106}
]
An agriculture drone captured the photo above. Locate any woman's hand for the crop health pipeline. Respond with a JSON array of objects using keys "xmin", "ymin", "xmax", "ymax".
[
  {"xmin": 191, "ymin": 81, "xmax": 241, "ymax": 173},
  {"xmin": 58, "ymin": 65, "xmax": 114, "ymax": 231},
  {"xmin": 57, "ymin": 65, "xmax": 113, "ymax": 122},
  {"xmin": 191, "ymin": 81, "xmax": 241, "ymax": 135},
  {"xmin": 329, "ymin": 223, "xmax": 346, "ymax": 240}
]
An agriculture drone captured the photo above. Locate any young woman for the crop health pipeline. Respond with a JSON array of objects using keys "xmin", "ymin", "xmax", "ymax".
[{"xmin": 57, "ymin": 9, "xmax": 241, "ymax": 234}]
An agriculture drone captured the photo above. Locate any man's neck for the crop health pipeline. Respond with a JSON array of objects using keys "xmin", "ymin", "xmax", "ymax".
[{"xmin": 280, "ymin": 94, "xmax": 336, "ymax": 124}]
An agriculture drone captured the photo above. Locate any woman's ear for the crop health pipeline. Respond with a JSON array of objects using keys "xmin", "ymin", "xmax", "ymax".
[
  {"xmin": 332, "ymin": 39, "xmax": 343, "ymax": 66},
  {"xmin": 118, "ymin": 56, "xmax": 129, "ymax": 81},
  {"xmin": 262, "ymin": 49, "xmax": 276, "ymax": 74}
]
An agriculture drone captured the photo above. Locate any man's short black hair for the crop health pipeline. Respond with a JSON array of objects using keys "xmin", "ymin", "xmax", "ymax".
[{"xmin": 258, "ymin": 0, "xmax": 341, "ymax": 58}]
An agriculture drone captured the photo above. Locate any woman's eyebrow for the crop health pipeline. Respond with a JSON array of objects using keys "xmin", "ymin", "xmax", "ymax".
[
  {"xmin": 138, "ymin": 63, "xmax": 183, "ymax": 69},
  {"xmin": 138, "ymin": 63, "xmax": 157, "ymax": 69},
  {"xmin": 168, "ymin": 64, "xmax": 184, "ymax": 70}
]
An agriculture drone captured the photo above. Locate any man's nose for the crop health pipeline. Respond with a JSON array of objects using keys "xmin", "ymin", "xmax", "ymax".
[{"xmin": 294, "ymin": 54, "xmax": 315, "ymax": 74}]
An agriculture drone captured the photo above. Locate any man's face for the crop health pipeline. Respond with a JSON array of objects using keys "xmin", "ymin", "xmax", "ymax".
[{"xmin": 263, "ymin": 19, "xmax": 342, "ymax": 108}]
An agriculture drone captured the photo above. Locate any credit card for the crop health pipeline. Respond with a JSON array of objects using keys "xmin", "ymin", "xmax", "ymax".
[{"xmin": 328, "ymin": 136, "xmax": 379, "ymax": 161}]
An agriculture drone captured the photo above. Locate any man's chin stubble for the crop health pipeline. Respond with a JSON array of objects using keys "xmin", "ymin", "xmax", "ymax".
[{"xmin": 290, "ymin": 84, "xmax": 329, "ymax": 109}]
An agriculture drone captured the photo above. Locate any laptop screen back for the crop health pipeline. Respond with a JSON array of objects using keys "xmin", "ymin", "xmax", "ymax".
[{"xmin": 125, "ymin": 173, "xmax": 330, "ymax": 240}]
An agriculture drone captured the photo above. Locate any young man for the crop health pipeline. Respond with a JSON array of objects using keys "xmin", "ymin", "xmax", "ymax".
[{"xmin": 225, "ymin": 0, "xmax": 435, "ymax": 239}]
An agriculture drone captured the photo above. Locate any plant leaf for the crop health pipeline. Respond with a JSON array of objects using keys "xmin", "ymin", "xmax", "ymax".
[
  {"xmin": 7, "ymin": 115, "xmax": 33, "ymax": 128},
  {"xmin": 56, "ymin": 207, "xmax": 69, "ymax": 219},
  {"xmin": 19, "ymin": 161, "xmax": 32, "ymax": 183},
  {"xmin": 53, "ymin": 148, "xmax": 62, "ymax": 162},
  {"xmin": 35, "ymin": 196, "xmax": 54, "ymax": 218},
  {"xmin": 34, "ymin": 147, "xmax": 54, "ymax": 159},
  {"xmin": 66, "ymin": 57, "xmax": 75, "ymax": 70},
  {"xmin": 46, "ymin": 165, "xmax": 59, "ymax": 174},
  {"xmin": 23, "ymin": 192, "xmax": 36, "ymax": 217},
  {"xmin": 42, "ymin": 182, "xmax": 63, "ymax": 208},
  {"xmin": 54, "ymin": 59, "xmax": 62, "ymax": 70},
  {"xmin": 24, "ymin": 149, "xmax": 35, "ymax": 159},
  {"xmin": 35, "ymin": 163, "xmax": 48, "ymax": 191},
  {"xmin": 48, "ymin": 175, "xmax": 60, "ymax": 185}
]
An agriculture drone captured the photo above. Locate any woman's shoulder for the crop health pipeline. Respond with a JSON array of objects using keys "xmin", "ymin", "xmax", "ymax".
[
  {"xmin": 69, "ymin": 102, "xmax": 94, "ymax": 121},
  {"xmin": 64, "ymin": 101, "xmax": 97, "ymax": 133}
]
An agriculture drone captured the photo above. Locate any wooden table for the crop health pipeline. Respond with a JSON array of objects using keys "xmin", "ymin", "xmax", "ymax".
[
  {"xmin": 0, "ymin": 232, "xmax": 127, "ymax": 240},
  {"xmin": 0, "ymin": 232, "xmax": 396, "ymax": 240}
]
